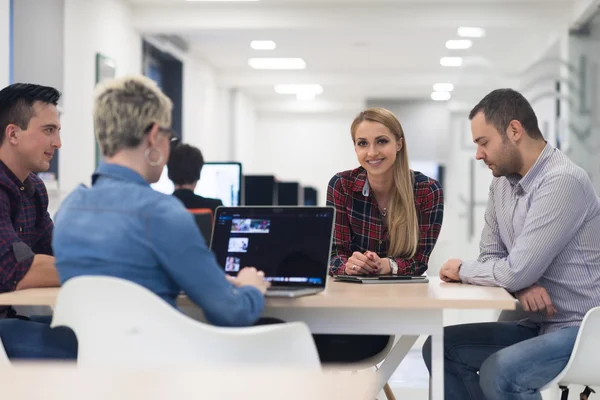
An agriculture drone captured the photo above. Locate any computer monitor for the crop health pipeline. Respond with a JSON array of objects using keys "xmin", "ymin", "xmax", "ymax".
[
  {"xmin": 150, "ymin": 162, "xmax": 242, "ymax": 206},
  {"xmin": 303, "ymin": 187, "xmax": 318, "ymax": 206},
  {"xmin": 277, "ymin": 182, "xmax": 301, "ymax": 206},
  {"xmin": 244, "ymin": 175, "xmax": 277, "ymax": 206}
]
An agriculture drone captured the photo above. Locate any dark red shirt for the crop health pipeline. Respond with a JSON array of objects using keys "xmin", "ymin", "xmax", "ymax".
[
  {"xmin": 0, "ymin": 161, "xmax": 53, "ymax": 293},
  {"xmin": 327, "ymin": 167, "xmax": 444, "ymax": 276}
]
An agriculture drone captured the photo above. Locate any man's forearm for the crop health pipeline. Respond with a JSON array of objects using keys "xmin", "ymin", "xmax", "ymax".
[{"xmin": 15, "ymin": 254, "xmax": 59, "ymax": 290}]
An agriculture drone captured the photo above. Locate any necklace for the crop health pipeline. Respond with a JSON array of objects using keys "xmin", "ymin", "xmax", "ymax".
[{"xmin": 380, "ymin": 207, "xmax": 387, "ymax": 217}]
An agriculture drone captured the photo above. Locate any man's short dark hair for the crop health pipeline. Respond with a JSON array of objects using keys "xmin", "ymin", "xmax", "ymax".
[
  {"xmin": 469, "ymin": 88, "xmax": 544, "ymax": 140},
  {"xmin": 167, "ymin": 144, "xmax": 205, "ymax": 185},
  {"xmin": 0, "ymin": 83, "xmax": 61, "ymax": 145}
]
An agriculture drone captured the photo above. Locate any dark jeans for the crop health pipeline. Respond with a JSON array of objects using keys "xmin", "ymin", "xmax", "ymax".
[
  {"xmin": 422, "ymin": 322, "xmax": 579, "ymax": 400},
  {"xmin": 0, "ymin": 315, "xmax": 78, "ymax": 360}
]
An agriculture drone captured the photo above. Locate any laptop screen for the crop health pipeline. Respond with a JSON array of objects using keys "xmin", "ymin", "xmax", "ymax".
[{"xmin": 211, "ymin": 207, "xmax": 334, "ymax": 287}]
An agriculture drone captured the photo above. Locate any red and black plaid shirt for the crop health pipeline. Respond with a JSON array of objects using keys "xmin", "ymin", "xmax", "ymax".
[
  {"xmin": 327, "ymin": 167, "xmax": 444, "ymax": 276},
  {"xmin": 0, "ymin": 161, "xmax": 53, "ymax": 293}
]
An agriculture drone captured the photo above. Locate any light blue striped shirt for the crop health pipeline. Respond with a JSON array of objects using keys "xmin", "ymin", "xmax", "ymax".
[{"xmin": 460, "ymin": 144, "xmax": 600, "ymax": 333}]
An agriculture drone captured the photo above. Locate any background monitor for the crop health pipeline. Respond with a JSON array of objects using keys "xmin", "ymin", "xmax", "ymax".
[
  {"xmin": 303, "ymin": 187, "xmax": 318, "ymax": 206},
  {"xmin": 244, "ymin": 175, "xmax": 277, "ymax": 206},
  {"xmin": 151, "ymin": 162, "xmax": 242, "ymax": 206},
  {"xmin": 277, "ymin": 182, "xmax": 302, "ymax": 206}
]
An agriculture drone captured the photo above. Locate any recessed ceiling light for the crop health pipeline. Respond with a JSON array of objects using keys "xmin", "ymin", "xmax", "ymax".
[
  {"xmin": 248, "ymin": 58, "xmax": 306, "ymax": 70},
  {"xmin": 431, "ymin": 91, "xmax": 451, "ymax": 101},
  {"xmin": 250, "ymin": 40, "xmax": 276, "ymax": 50},
  {"xmin": 274, "ymin": 84, "xmax": 323, "ymax": 95},
  {"xmin": 296, "ymin": 93, "xmax": 317, "ymax": 101},
  {"xmin": 440, "ymin": 57, "xmax": 463, "ymax": 67},
  {"xmin": 186, "ymin": 0, "xmax": 259, "ymax": 2},
  {"xmin": 457, "ymin": 27, "xmax": 485, "ymax": 38},
  {"xmin": 433, "ymin": 83, "xmax": 454, "ymax": 92},
  {"xmin": 445, "ymin": 39, "xmax": 472, "ymax": 50}
]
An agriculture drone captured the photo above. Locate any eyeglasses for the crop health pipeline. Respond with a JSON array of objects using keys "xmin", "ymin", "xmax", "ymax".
[{"xmin": 144, "ymin": 123, "xmax": 180, "ymax": 149}]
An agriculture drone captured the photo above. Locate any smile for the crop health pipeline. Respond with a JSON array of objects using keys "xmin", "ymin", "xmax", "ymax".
[{"xmin": 367, "ymin": 159, "xmax": 384, "ymax": 166}]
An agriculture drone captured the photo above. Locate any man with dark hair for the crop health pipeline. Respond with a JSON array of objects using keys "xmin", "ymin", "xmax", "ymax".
[
  {"xmin": 0, "ymin": 83, "xmax": 76, "ymax": 360},
  {"xmin": 423, "ymin": 88, "xmax": 600, "ymax": 399},
  {"xmin": 167, "ymin": 144, "xmax": 222, "ymax": 212},
  {"xmin": 0, "ymin": 83, "xmax": 62, "ymax": 294}
]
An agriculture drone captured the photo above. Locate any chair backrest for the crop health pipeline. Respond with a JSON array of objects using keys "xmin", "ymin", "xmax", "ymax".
[
  {"xmin": 51, "ymin": 276, "xmax": 320, "ymax": 369},
  {"xmin": 552, "ymin": 306, "xmax": 600, "ymax": 387},
  {"xmin": 188, "ymin": 208, "xmax": 213, "ymax": 244}
]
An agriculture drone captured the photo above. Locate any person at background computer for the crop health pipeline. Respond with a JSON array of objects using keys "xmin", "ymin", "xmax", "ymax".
[
  {"xmin": 423, "ymin": 89, "xmax": 600, "ymax": 400},
  {"xmin": 168, "ymin": 144, "xmax": 223, "ymax": 213},
  {"xmin": 315, "ymin": 107, "xmax": 444, "ymax": 363},
  {"xmin": 53, "ymin": 75, "xmax": 269, "ymax": 330},
  {"xmin": 0, "ymin": 83, "xmax": 76, "ymax": 360}
]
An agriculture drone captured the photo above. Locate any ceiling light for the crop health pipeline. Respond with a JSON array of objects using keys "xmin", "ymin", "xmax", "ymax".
[
  {"xmin": 186, "ymin": 0, "xmax": 259, "ymax": 2},
  {"xmin": 274, "ymin": 84, "xmax": 323, "ymax": 95},
  {"xmin": 440, "ymin": 57, "xmax": 463, "ymax": 67},
  {"xmin": 431, "ymin": 91, "xmax": 451, "ymax": 101},
  {"xmin": 248, "ymin": 58, "xmax": 306, "ymax": 70},
  {"xmin": 457, "ymin": 27, "xmax": 485, "ymax": 38},
  {"xmin": 296, "ymin": 93, "xmax": 316, "ymax": 101},
  {"xmin": 445, "ymin": 39, "xmax": 472, "ymax": 50},
  {"xmin": 250, "ymin": 40, "xmax": 276, "ymax": 50},
  {"xmin": 433, "ymin": 83, "xmax": 454, "ymax": 92}
]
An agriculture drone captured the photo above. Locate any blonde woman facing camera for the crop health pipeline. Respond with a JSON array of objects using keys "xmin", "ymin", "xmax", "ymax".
[
  {"xmin": 328, "ymin": 107, "xmax": 444, "ymax": 277},
  {"xmin": 315, "ymin": 107, "xmax": 444, "ymax": 363}
]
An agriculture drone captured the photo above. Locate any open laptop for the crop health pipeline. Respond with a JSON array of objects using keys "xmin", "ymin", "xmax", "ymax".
[{"xmin": 210, "ymin": 206, "xmax": 335, "ymax": 297}]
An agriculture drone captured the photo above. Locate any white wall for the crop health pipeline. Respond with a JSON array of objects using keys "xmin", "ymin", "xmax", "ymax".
[
  {"xmin": 366, "ymin": 100, "xmax": 451, "ymax": 164},
  {"xmin": 13, "ymin": 0, "xmax": 64, "ymax": 90},
  {"xmin": 233, "ymin": 90, "xmax": 257, "ymax": 169},
  {"xmin": 60, "ymin": 0, "xmax": 142, "ymax": 194},
  {"xmin": 182, "ymin": 55, "xmax": 226, "ymax": 161},
  {"xmin": 253, "ymin": 111, "xmax": 359, "ymax": 206},
  {"xmin": 0, "ymin": 0, "xmax": 9, "ymax": 88}
]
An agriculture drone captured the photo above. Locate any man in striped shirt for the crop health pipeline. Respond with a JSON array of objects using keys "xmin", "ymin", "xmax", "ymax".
[{"xmin": 423, "ymin": 89, "xmax": 600, "ymax": 400}]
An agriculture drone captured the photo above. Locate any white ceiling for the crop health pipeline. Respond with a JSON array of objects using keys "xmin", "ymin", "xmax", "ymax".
[{"xmin": 128, "ymin": 0, "xmax": 590, "ymax": 111}]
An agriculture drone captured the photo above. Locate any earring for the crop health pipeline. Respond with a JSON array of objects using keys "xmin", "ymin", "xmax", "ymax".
[{"xmin": 144, "ymin": 147, "xmax": 164, "ymax": 167}]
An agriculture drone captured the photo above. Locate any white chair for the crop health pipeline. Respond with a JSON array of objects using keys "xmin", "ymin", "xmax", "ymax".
[
  {"xmin": 328, "ymin": 335, "xmax": 398, "ymax": 400},
  {"xmin": 499, "ymin": 304, "xmax": 600, "ymax": 400},
  {"xmin": 540, "ymin": 306, "xmax": 600, "ymax": 399},
  {"xmin": 0, "ymin": 337, "xmax": 10, "ymax": 365},
  {"xmin": 51, "ymin": 276, "xmax": 320, "ymax": 369}
]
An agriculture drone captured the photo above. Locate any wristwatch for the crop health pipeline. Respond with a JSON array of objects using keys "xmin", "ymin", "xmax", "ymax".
[{"xmin": 388, "ymin": 257, "xmax": 398, "ymax": 274}]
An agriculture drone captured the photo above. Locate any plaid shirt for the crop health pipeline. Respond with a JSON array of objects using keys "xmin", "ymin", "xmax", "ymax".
[
  {"xmin": 327, "ymin": 167, "xmax": 444, "ymax": 276},
  {"xmin": 0, "ymin": 161, "xmax": 53, "ymax": 293}
]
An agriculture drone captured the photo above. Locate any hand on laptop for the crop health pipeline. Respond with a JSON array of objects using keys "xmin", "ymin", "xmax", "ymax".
[
  {"xmin": 227, "ymin": 267, "xmax": 271, "ymax": 294},
  {"xmin": 346, "ymin": 251, "xmax": 379, "ymax": 275}
]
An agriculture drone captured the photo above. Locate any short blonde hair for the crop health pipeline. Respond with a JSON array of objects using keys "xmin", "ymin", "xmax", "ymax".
[{"xmin": 93, "ymin": 75, "xmax": 172, "ymax": 157}]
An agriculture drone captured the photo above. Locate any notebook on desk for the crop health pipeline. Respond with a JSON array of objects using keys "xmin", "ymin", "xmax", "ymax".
[
  {"xmin": 210, "ymin": 206, "xmax": 335, "ymax": 298},
  {"xmin": 334, "ymin": 275, "xmax": 429, "ymax": 284}
]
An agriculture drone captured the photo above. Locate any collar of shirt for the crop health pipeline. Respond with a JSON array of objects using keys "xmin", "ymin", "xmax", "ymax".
[
  {"xmin": 0, "ymin": 160, "xmax": 35, "ymax": 198},
  {"xmin": 506, "ymin": 142, "xmax": 554, "ymax": 194},
  {"xmin": 350, "ymin": 167, "xmax": 369, "ymax": 194},
  {"xmin": 92, "ymin": 163, "xmax": 149, "ymax": 187}
]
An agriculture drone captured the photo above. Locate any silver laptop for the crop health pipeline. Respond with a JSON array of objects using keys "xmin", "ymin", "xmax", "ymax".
[{"xmin": 210, "ymin": 206, "xmax": 335, "ymax": 298}]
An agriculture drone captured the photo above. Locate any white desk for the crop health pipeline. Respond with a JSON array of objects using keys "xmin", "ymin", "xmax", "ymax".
[{"xmin": 0, "ymin": 278, "xmax": 515, "ymax": 400}]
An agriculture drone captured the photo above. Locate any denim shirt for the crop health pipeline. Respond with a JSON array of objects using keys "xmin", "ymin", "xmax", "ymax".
[{"xmin": 52, "ymin": 163, "xmax": 264, "ymax": 327}]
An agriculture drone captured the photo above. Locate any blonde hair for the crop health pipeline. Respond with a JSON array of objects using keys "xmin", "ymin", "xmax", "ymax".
[
  {"xmin": 93, "ymin": 75, "xmax": 172, "ymax": 157},
  {"xmin": 351, "ymin": 107, "xmax": 419, "ymax": 258}
]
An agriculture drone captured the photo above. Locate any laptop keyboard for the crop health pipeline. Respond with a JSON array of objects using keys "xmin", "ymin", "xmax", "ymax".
[{"xmin": 267, "ymin": 287, "xmax": 310, "ymax": 291}]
